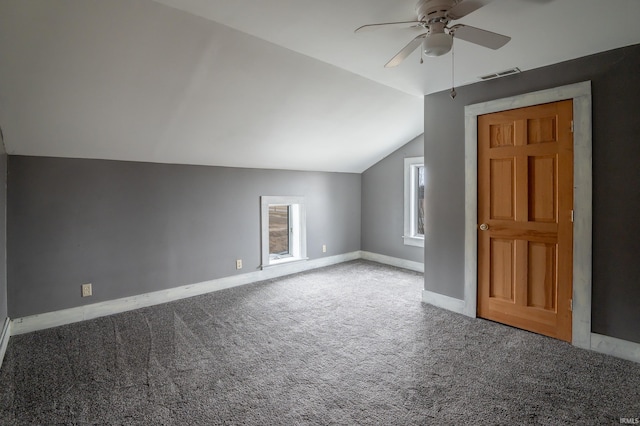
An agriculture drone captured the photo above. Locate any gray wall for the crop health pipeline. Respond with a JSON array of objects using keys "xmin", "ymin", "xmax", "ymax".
[
  {"xmin": 0, "ymin": 150, "xmax": 6, "ymax": 324},
  {"xmin": 7, "ymin": 156, "xmax": 361, "ymax": 318},
  {"xmin": 361, "ymin": 134, "xmax": 424, "ymax": 263},
  {"xmin": 423, "ymin": 44, "xmax": 640, "ymax": 344}
]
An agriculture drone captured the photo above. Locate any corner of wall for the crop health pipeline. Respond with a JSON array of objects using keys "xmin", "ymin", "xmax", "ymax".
[
  {"xmin": 0, "ymin": 317, "xmax": 9, "ymax": 369},
  {"xmin": 361, "ymin": 134, "xmax": 425, "ymax": 264},
  {"xmin": 0, "ymin": 135, "xmax": 7, "ymax": 360},
  {"xmin": 0, "ymin": 125, "xmax": 6, "ymax": 155}
]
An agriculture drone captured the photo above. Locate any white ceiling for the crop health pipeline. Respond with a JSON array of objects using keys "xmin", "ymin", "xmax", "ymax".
[{"xmin": 1, "ymin": 0, "xmax": 639, "ymax": 172}]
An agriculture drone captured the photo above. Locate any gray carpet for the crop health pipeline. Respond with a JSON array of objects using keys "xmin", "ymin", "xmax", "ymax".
[{"xmin": 0, "ymin": 260, "xmax": 639, "ymax": 425}]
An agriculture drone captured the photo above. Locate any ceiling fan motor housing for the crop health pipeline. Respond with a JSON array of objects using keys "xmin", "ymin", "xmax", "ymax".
[
  {"xmin": 415, "ymin": 0, "xmax": 461, "ymax": 22},
  {"xmin": 416, "ymin": 0, "xmax": 457, "ymax": 56}
]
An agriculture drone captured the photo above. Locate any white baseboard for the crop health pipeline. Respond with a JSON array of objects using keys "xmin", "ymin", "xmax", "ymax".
[
  {"xmin": 8, "ymin": 252, "xmax": 640, "ymax": 365},
  {"xmin": 360, "ymin": 251, "xmax": 424, "ymax": 273},
  {"xmin": 11, "ymin": 251, "xmax": 360, "ymax": 335},
  {"xmin": 421, "ymin": 290, "xmax": 640, "ymax": 364},
  {"xmin": 0, "ymin": 317, "xmax": 9, "ymax": 369},
  {"xmin": 421, "ymin": 290, "xmax": 466, "ymax": 314},
  {"xmin": 590, "ymin": 333, "xmax": 640, "ymax": 364}
]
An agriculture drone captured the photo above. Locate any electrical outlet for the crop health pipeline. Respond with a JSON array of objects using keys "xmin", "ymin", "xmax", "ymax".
[
  {"xmin": 81, "ymin": 283, "xmax": 92, "ymax": 297},
  {"xmin": 236, "ymin": 259, "xmax": 242, "ymax": 270},
  {"xmin": 322, "ymin": 244, "xmax": 327, "ymax": 253}
]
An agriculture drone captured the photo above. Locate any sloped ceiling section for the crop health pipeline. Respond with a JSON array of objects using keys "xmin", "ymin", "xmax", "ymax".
[
  {"xmin": 0, "ymin": 0, "xmax": 423, "ymax": 173},
  {"xmin": 154, "ymin": 0, "xmax": 640, "ymax": 96},
  {"xmin": 3, "ymin": 0, "xmax": 640, "ymax": 172}
]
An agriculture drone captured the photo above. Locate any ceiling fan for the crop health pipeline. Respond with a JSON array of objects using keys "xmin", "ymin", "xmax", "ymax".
[{"xmin": 355, "ymin": 0, "xmax": 511, "ymax": 68}]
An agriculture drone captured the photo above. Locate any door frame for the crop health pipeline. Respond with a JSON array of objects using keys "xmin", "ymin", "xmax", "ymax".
[{"xmin": 463, "ymin": 81, "xmax": 592, "ymax": 349}]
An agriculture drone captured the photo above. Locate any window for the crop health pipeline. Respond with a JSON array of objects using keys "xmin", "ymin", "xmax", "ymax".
[
  {"xmin": 260, "ymin": 196, "xmax": 307, "ymax": 268},
  {"xmin": 269, "ymin": 205, "xmax": 291, "ymax": 256},
  {"xmin": 404, "ymin": 157, "xmax": 425, "ymax": 247}
]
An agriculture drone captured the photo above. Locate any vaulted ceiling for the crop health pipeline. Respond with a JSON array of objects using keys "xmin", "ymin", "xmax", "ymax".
[{"xmin": 1, "ymin": 0, "xmax": 639, "ymax": 172}]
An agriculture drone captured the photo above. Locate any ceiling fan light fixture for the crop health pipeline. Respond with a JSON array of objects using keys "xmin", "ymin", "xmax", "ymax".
[{"xmin": 423, "ymin": 33, "xmax": 453, "ymax": 57}]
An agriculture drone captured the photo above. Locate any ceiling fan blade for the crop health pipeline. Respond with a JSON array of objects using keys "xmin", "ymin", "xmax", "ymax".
[
  {"xmin": 446, "ymin": 0, "xmax": 494, "ymax": 20},
  {"xmin": 355, "ymin": 21, "xmax": 422, "ymax": 33},
  {"xmin": 385, "ymin": 34, "xmax": 426, "ymax": 68},
  {"xmin": 449, "ymin": 24, "xmax": 511, "ymax": 49}
]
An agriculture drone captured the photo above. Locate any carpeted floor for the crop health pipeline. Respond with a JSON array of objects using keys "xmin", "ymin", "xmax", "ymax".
[{"xmin": 0, "ymin": 260, "xmax": 639, "ymax": 425}]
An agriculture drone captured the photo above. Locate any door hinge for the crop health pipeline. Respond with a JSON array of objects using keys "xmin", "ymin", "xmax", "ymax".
[
  {"xmin": 569, "ymin": 299, "xmax": 573, "ymax": 312},
  {"xmin": 570, "ymin": 210, "xmax": 574, "ymax": 222},
  {"xmin": 570, "ymin": 120, "xmax": 574, "ymax": 133}
]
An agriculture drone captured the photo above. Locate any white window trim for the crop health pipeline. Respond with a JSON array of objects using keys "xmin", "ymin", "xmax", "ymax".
[
  {"xmin": 404, "ymin": 157, "xmax": 425, "ymax": 248},
  {"xmin": 260, "ymin": 196, "xmax": 307, "ymax": 269}
]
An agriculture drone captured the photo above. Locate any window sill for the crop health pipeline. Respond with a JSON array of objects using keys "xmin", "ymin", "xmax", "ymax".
[
  {"xmin": 403, "ymin": 235, "xmax": 424, "ymax": 248},
  {"xmin": 261, "ymin": 256, "xmax": 309, "ymax": 270}
]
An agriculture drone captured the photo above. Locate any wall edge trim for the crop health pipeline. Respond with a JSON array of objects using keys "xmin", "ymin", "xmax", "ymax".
[
  {"xmin": 421, "ymin": 290, "xmax": 466, "ymax": 315},
  {"xmin": 360, "ymin": 251, "xmax": 424, "ymax": 272},
  {"xmin": 10, "ymin": 251, "xmax": 361, "ymax": 335},
  {"xmin": 0, "ymin": 317, "xmax": 10, "ymax": 369},
  {"xmin": 590, "ymin": 333, "xmax": 640, "ymax": 364}
]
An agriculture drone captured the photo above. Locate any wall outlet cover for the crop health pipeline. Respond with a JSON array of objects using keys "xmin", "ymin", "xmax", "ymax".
[{"xmin": 81, "ymin": 283, "xmax": 92, "ymax": 297}]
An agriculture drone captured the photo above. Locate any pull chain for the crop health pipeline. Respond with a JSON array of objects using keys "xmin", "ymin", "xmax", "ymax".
[{"xmin": 450, "ymin": 38, "xmax": 457, "ymax": 99}]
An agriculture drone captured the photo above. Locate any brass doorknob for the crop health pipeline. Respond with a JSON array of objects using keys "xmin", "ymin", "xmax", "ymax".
[{"xmin": 479, "ymin": 223, "xmax": 489, "ymax": 231}]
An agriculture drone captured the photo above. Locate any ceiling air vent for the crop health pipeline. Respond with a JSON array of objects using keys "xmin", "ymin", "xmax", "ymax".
[{"xmin": 479, "ymin": 67, "xmax": 521, "ymax": 81}]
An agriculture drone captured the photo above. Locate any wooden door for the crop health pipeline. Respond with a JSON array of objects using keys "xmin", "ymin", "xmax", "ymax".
[{"xmin": 477, "ymin": 100, "xmax": 573, "ymax": 342}]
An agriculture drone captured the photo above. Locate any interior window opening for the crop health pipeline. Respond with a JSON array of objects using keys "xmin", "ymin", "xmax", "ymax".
[
  {"xmin": 260, "ymin": 196, "xmax": 307, "ymax": 268},
  {"xmin": 269, "ymin": 205, "xmax": 291, "ymax": 259},
  {"xmin": 404, "ymin": 156, "xmax": 425, "ymax": 247}
]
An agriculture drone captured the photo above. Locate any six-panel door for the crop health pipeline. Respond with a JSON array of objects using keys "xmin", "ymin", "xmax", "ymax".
[{"xmin": 477, "ymin": 100, "xmax": 574, "ymax": 342}]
